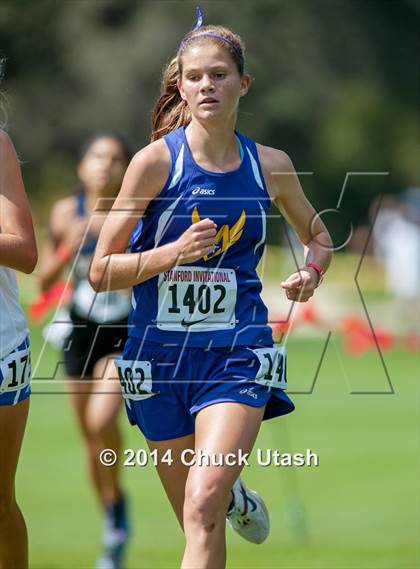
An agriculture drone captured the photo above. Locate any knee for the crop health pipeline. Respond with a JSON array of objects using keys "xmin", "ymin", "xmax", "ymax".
[
  {"xmin": 183, "ymin": 483, "xmax": 225, "ymax": 532},
  {"xmin": 85, "ymin": 417, "xmax": 106, "ymax": 440}
]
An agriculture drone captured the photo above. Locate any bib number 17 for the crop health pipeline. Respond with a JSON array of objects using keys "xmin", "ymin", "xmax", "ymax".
[{"xmin": 0, "ymin": 347, "xmax": 31, "ymax": 394}]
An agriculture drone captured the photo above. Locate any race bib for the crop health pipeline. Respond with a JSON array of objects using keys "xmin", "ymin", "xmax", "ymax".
[
  {"xmin": 0, "ymin": 346, "xmax": 31, "ymax": 394},
  {"xmin": 252, "ymin": 346, "xmax": 287, "ymax": 390},
  {"xmin": 73, "ymin": 280, "xmax": 131, "ymax": 323},
  {"xmin": 114, "ymin": 358, "xmax": 155, "ymax": 401},
  {"xmin": 157, "ymin": 266, "xmax": 237, "ymax": 332}
]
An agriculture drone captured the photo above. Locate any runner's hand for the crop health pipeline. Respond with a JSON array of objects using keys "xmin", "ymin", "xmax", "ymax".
[
  {"xmin": 281, "ymin": 268, "xmax": 318, "ymax": 302},
  {"xmin": 174, "ymin": 218, "xmax": 217, "ymax": 264}
]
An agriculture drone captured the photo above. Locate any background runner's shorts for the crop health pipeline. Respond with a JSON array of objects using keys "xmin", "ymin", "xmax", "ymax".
[
  {"xmin": 0, "ymin": 337, "xmax": 31, "ymax": 406},
  {"xmin": 117, "ymin": 337, "xmax": 295, "ymax": 441},
  {"xmin": 64, "ymin": 309, "xmax": 129, "ymax": 377}
]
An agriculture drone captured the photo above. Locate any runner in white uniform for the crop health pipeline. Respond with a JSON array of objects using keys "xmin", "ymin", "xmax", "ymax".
[{"xmin": 0, "ymin": 128, "xmax": 38, "ymax": 569}]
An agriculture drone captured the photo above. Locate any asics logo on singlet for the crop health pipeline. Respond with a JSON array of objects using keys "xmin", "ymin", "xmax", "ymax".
[
  {"xmin": 192, "ymin": 187, "xmax": 216, "ymax": 195},
  {"xmin": 192, "ymin": 207, "xmax": 246, "ymax": 261}
]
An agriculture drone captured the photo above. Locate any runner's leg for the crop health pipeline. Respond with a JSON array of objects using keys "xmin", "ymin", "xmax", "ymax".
[{"xmin": 0, "ymin": 399, "xmax": 29, "ymax": 569}]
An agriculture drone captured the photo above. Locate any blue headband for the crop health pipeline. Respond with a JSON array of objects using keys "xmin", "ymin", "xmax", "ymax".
[
  {"xmin": 179, "ymin": 6, "xmax": 244, "ymax": 73},
  {"xmin": 192, "ymin": 6, "xmax": 203, "ymax": 31}
]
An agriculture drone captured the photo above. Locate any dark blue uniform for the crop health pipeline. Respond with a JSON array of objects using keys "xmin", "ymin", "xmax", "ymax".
[
  {"xmin": 64, "ymin": 193, "xmax": 131, "ymax": 377},
  {"xmin": 118, "ymin": 127, "xmax": 294, "ymax": 440}
]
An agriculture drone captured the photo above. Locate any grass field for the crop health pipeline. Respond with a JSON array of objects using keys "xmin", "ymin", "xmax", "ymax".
[{"xmin": 17, "ymin": 321, "xmax": 419, "ymax": 569}]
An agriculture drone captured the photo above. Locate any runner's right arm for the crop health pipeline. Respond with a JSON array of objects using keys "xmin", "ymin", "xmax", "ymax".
[
  {"xmin": 89, "ymin": 140, "xmax": 216, "ymax": 292},
  {"xmin": 38, "ymin": 198, "xmax": 87, "ymax": 292},
  {"xmin": 0, "ymin": 131, "xmax": 37, "ymax": 273}
]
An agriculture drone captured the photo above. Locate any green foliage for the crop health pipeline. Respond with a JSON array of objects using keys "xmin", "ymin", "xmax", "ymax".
[{"xmin": 1, "ymin": 0, "xmax": 418, "ymax": 227}]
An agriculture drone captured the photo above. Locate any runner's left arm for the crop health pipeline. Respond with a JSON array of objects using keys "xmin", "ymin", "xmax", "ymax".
[{"xmin": 259, "ymin": 145, "xmax": 332, "ymax": 301}]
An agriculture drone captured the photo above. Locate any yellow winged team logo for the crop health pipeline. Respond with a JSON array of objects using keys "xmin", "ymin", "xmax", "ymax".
[{"xmin": 192, "ymin": 206, "xmax": 246, "ymax": 261}]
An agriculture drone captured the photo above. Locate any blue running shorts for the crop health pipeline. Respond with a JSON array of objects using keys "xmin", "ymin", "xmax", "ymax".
[
  {"xmin": 0, "ymin": 337, "xmax": 31, "ymax": 406},
  {"xmin": 116, "ymin": 339, "xmax": 294, "ymax": 441}
]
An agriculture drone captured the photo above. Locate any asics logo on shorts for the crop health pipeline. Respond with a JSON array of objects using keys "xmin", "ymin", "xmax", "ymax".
[
  {"xmin": 239, "ymin": 387, "xmax": 258, "ymax": 399},
  {"xmin": 191, "ymin": 187, "xmax": 215, "ymax": 195}
]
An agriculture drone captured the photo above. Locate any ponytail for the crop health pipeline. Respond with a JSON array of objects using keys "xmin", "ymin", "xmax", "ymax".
[{"xmin": 150, "ymin": 58, "xmax": 191, "ymax": 142}]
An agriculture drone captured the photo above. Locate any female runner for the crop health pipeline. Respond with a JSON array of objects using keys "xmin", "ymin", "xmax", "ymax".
[
  {"xmin": 38, "ymin": 134, "xmax": 132, "ymax": 569},
  {"xmin": 90, "ymin": 19, "xmax": 332, "ymax": 569},
  {"xmin": 0, "ymin": 127, "xmax": 37, "ymax": 569}
]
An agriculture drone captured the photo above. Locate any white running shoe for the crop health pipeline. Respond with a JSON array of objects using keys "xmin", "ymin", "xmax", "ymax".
[
  {"xmin": 226, "ymin": 478, "xmax": 270, "ymax": 544},
  {"xmin": 95, "ymin": 556, "xmax": 117, "ymax": 569},
  {"xmin": 95, "ymin": 527, "xmax": 128, "ymax": 569}
]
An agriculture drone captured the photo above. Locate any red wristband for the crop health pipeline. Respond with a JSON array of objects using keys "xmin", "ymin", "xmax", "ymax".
[
  {"xmin": 306, "ymin": 262, "xmax": 324, "ymax": 285},
  {"xmin": 56, "ymin": 244, "xmax": 72, "ymax": 264}
]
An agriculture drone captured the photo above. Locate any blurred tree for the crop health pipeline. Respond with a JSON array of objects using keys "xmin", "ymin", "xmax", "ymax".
[{"xmin": 0, "ymin": 0, "xmax": 418, "ymax": 234}]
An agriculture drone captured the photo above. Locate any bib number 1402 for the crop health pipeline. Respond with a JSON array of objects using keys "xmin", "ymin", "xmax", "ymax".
[
  {"xmin": 157, "ymin": 267, "xmax": 237, "ymax": 332},
  {"xmin": 167, "ymin": 283, "xmax": 226, "ymax": 316}
]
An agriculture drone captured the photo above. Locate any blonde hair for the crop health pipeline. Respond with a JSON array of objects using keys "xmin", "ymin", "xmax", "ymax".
[{"xmin": 150, "ymin": 25, "xmax": 246, "ymax": 142}]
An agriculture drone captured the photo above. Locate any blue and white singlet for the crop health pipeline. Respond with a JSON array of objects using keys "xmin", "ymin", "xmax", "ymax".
[{"xmin": 128, "ymin": 126, "xmax": 274, "ymax": 348}]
